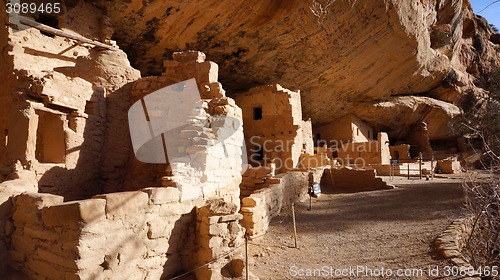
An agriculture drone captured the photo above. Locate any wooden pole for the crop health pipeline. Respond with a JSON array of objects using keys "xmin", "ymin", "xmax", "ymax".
[
  {"xmin": 245, "ymin": 236, "xmax": 249, "ymax": 280},
  {"xmin": 407, "ymin": 164, "xmax": 410, "ymax": 180},
  {"xmin": 419, "ymin": 157, "xmax": 422, "ymax": 179},
  {"xmin": 292, "ymin": 203, "xmax": 298, "ymax": 248},
  {"xmin": 18, "ymin": 17, "xmax": 118, "ymax": 50},
  {"xmin": 431, "ymin": 158, "xmax": 434, "ymax": 180}
]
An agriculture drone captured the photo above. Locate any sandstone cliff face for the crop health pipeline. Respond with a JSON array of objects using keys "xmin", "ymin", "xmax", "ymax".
[{"xmin": 86, "ymin": 0, "xmax": 499, "ymax": 141}]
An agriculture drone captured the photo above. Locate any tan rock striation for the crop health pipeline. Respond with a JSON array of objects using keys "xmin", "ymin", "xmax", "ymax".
[{"xmin": 86, "ymin": 0, "xmax": 500, "ymax": 140}]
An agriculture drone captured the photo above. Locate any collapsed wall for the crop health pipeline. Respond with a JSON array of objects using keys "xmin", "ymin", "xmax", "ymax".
[{"xmin": 111, "ymin": 51, "xmax": 244, "ymax": 204}]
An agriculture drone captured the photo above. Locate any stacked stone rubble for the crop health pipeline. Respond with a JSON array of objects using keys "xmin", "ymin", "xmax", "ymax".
[
  {"xmin": 8, "ymin": 187, "xmax": 250, "ymax": 279},
  {"xmin": 239, "ymin": 166, "xmax": 280, "ymax": 198},
  {"xmin": 240, "ymin": 170, "xmax": 325, "ymax": 239},
  {"xmin": 195, "ymin": 199, "xmax": 245, "ymax": 280}
]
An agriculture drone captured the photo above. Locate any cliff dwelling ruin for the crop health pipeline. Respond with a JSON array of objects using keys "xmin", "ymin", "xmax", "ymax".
[{"xmin": 1, "ymin": 0, "xmax": 499, "ymax": 279}]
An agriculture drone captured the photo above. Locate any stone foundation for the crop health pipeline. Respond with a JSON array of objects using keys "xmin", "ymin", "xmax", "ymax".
[
  {"xmin": 240, "ymin": 169, "xmax": 324, "ymax": 239},
  {"xmin": 436, "ymin": 157, "xmax": 462, "ymax": 174},
  {"xmin": 194, "ymin": 199, "xmax": 245, "ymax": 280},
  {"xmin": 8, "ymin": 186, "xmax": 245, "ymax": 280},
  {"xmin": 320, "ymin": 168, "xmax": 393, "ymax": 193}
]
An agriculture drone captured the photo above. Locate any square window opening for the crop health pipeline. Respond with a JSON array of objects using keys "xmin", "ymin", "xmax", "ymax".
[
  {"xmin": 253, "ymin": 107, "xmax": 263, "ymax": 120},
  {"xmin": 35, "ymin": 111, "xmax": 66, "ymax": 164}
]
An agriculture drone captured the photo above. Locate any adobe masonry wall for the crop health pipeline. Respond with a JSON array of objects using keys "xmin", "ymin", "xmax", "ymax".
[
  {"xmin": 320, "ymin": 168, "xmax": 392, "ymax": 193},
  {"xmin": 298, "ymin": 145, "xmax": 331, "ymax": 169},
  {"xmin": 104, "ymin": 51, "xmax": 243, "ymax": 199},
  {"xmin": 240, "ymin": 166, "xmax": 280, "ymax": 198},
  {"xmin": 0, "ymin": 4, "xmax": 141, "ymax": 275},
  {"xmin": 8, "ymin": 188, "xmax": 243, "ymax": 280},
  {"xmin": 233, "ymin": 85, "xmax": 313, "ymax": 174},
  {"xmin": 0, "ymin": 1, "xmax": 141, "ymax": 200},
  {"xmin": 1, "ymin": 3, "xmax": 248, "ymax": 277},
  {"xmin": 3, "ymin": 50, "xmax": 247, "ymax": 279},
  {"xmin": 336, "ymin": 132, "xmax": 391, "ymax": 166},
  {"xmin": 240, "ymin": 169, "xmax": 325, "ymax": 239},
  {"xmin": 436, "ymin": 158, "xmax": 462, "ymax": 174},
  {"xmin": 389, "ymin": 144, "xmax": 411, "ymax": 160}
]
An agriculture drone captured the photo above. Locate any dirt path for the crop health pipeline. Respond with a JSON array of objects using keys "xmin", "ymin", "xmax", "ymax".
[{"xmin": 248, "ymin": 177, "xmax": 466, "ymax": 280}]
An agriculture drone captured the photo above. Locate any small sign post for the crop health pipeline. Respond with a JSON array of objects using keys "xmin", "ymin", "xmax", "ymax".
[{"xmin": 307, "ymin": 182, "xmax": 321, "ymax": 211}]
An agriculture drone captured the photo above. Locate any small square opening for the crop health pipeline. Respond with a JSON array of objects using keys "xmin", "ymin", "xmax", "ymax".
[
  {"xmin": 255, "ymin": 146, "xmax": 264, "ymax": 161},
  {"xmin": 85, "ymin": 101, "xmax": 97, "ymax": 115},
  {"xmin": 35, "ymin": 111, "xmax": 66, "ymax": 164},
  {"xmin": 253, "ymin": 107, "xmax": 262, "ymax": 120},
  {"xmin": 393, "ymin": 150, "xmax": 400, "ymax": 160}
]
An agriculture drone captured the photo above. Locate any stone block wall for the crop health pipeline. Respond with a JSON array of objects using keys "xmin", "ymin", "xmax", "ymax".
[
  {"xmin": 337, "ymin": 141, "xmax": 380, "ymax": 166},
  {"xmin": 389, "ymin": 144, "xmax": 411, "ymax": 160},
  {"xmin": 320, "ymin": 168, "xmax": 392, "ymax": 193},
  {"xmin": 107, "ymin": 51, "xmax": 244, "ymax": 205},
  {"xmin": 1, "ymin": 2, "xmax": 141, "ymax": 200},
  {"xmin": 2, "ymin": 48, "xmax": 246, "ymax": 278},
  {"xmin": 233, "ymin": 84, "xmax": 313, "ymax": 174},
  {"xmin": 239, "ymin": 166, "xmax": 281, "ymax": 198},
  {"xmin": 0, "ymin": 179, "xmax": 37, "ymax": 273},
  {"xmin": 240, "ymin": 169, "xmax": 324, "ymax": 239},
  {"xmin": 194, "ymin": 199, "xmax": 245, "ymax": 280},
  {"xmin": 298, "ymin": 152, "xmax": 331, "ymax": 169},
  {"xmin": 336, "ymin": 132, "xmax": 390, "ymax": 167},
  {"xmin": 313, "ymin": 114, "xmax": 374, "ymax": 145},
  {"xmin": 8, "ymin": 186, "xmax": 244, "ymax": 280},
  {"xmin": 436, "ymin": 158, "xmax": 462, "ymax": 174}
]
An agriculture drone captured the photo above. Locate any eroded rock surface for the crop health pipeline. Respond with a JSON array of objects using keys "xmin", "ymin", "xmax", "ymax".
[{"xmin": 86, "ymin": 0, "xmax": 500, "ymax": 140}]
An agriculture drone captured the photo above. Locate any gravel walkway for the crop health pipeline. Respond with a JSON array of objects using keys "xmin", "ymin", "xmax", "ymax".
[{"xmin": 248, "ymin": 177, "xmax": 466, "ymax": 280}]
